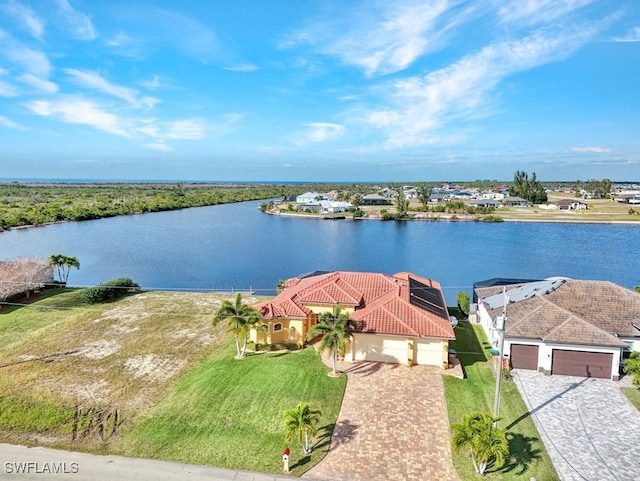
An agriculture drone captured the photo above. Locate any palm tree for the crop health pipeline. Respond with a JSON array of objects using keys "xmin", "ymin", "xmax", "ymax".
[
  {"xmin": 212, "ymin": 293, "xmax": 262, "ymax": 359},
  {"xmin": 48, "ymin": 253, "xmax": 80, "ymax": 283},
  {"xmin": 306, "ymin": 306, "xmax": 353, "ymax": 375},
  {"xmin": 451, "ymin": 411, "xmax": 509, "ymax": 476},
  {"xmin": 284, "ymin": 402, "xmax": 321, "ymax": 455}
]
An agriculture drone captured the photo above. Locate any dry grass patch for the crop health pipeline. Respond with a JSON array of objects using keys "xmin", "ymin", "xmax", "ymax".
[{"xmin": 0, "ymin": 289, "xmax": 266, "ymax": 448}]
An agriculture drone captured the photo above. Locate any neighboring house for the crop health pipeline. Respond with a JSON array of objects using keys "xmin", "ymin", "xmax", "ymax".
[
  {"xmin": 361, "ymin": 194, "xmax": 391, "ymax": 206},
  {"xmin": 318, "ymin": 200, "xmax": 352, "ymax": 213},
  {"xmin": 469, "ymin": 199, "xmax": 500, "ymax": 208},
  {"xmin": 252, "ymin": 271, "xmax": 455, "ymax": 367},
  {"xmin": 502, "ymin": 196, "xmax": 529, "ymax": 207},
  {"xmin": 296, "ymin": 192, "xmax": 324, "ymax": 203},
  {"xmin": 474, "ymin": 278, "xmax": 640, "ymax": 380},
  {"xmin": 554, "ymin": 199, "xmax": 588, "ymax": 210}
]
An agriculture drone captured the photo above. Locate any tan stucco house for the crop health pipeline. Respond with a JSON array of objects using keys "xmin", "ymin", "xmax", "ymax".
[{"xmin": 252, "ymin": 271, "xmax": 455, "ymax": 367}]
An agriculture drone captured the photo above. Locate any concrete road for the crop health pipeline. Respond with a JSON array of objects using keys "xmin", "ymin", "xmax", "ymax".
[{"xmin": 0, "ymin": 444, "xmax": 314, "ymax": 481}]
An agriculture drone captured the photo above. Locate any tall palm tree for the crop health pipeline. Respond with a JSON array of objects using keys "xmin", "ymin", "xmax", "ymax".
[
  {"xmin": 451, "ymin": 411, "xmax": 509, "ymax": 476},
  {"xmin": 284, "ymin": 402, "xmax": 322, "ymax": 455},
  {"xmin": 48, "ymin": 253, "xmax": 80, "ymax": 283},
  {"xmin": 306, "ymin": 306, "xmax": 353, "ymax": 375},
  {"xmin": 212, "ymin": 293, "xmax": 262, "ymax": 359}
]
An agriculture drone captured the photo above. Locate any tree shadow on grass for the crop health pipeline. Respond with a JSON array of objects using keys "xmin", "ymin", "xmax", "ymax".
[{"xmin": 491, "ymin": 432, "xmax": 542, "ymax": 476}]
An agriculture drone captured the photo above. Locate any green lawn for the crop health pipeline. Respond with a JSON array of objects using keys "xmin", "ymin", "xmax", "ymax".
[
  {"xmin": 444, "ymin": 319, "xmax": 559, "ymax": 480},
  {"xmin": 115, "ymin": 340, "xmax": 346, "ymax": 476},
  {"xmin": 621, "ymin": 386, "xmax": 640, "ymax": 410}
]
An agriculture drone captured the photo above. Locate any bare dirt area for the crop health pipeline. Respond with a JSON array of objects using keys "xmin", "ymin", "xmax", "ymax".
[{"xmin": 0, "ymin": 290, "xmax": 265, "ymax": 447}]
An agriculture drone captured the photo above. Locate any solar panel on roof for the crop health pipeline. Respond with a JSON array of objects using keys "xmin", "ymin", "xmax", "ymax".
[{"xmin": 408, "ymin": 278, "xmax": 447, "ymax": 318}]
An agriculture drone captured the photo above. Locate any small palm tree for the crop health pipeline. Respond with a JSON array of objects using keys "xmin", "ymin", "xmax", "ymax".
[
  {"xmin": 284, "ymin": 402, "xmax": 321, "ymax": 455},
  {"xmin": 451, "ymin": 411, "xmax": 509, "ymax": 476},
  {"xmin": 306, "ymin": 306, "xmax": 353, "ymax": 375},
  {"xmin": 213, "ymin": 293, "xmax": 262, "ymax": 359},
  {"xmin": 48, "ymin": 253, "xmax": 80, "ymax": 283}
]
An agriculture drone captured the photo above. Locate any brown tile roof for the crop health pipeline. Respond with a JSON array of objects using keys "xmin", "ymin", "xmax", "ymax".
[
  {"xmin": 477, "ymin": 279, "xmax": 640, "ymax": 347},
  {"xmin": 260, "ymin": 271, "xmax": 454, "ymax": 340}
]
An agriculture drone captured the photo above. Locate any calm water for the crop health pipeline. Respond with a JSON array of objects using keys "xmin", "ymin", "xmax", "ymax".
[{"xmin": 1, "ymin": 200, "xmax": 638, "ymax": 303}]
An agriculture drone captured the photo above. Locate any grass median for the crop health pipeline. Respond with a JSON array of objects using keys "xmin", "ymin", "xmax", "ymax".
[{"xmin": 444, "ymin": 317, "xmax": 558, "ymax": 480}]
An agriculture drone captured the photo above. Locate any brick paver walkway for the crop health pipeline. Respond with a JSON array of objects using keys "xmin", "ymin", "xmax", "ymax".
[{"xmin": 304, "ymin": 362, "xmax": 460, "ymax": 481}]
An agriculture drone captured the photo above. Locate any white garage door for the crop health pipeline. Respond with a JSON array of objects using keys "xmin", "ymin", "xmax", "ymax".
[
  {"xmin": 354, "ymin": 334, "xmax": 408, "ymax": 364},
  {"xmin": 416, "ymin": 339, "xmax": 443, "ymax": 366}
]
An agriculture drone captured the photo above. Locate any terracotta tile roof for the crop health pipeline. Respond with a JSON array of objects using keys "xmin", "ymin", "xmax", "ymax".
[
  {"xmin": 261, "ymin": 271, "xmax": 454, "ymax": 340},
  {"xmin": 477, "ymin": 279, "xmax": 639, "ymax": 347}
]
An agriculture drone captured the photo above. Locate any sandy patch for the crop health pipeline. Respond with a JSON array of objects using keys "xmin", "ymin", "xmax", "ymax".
[
  {"xmin": 73, "ymin": 340, "xmax": 120, "ymax": 360},
  {"xmin": 124, "ymin": 354, "xmax": 187, "ymax": 382},
  {"xmin": 70, "ymin": 379, "xmax": 111, "ymax": 404}
]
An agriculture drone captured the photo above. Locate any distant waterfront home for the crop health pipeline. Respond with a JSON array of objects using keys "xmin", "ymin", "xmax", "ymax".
[
  {"xmin": 296, "ymin": 192, "xmax": 324, "ymax": 203},
  {"xmin": 473, "ymin": 278, "xmax": 640, "ymax": 380},
  {"xmin": 553, "ymin": 199, "xmax": 588, "ymax": 210},
  {"xmin": 251, "ymin": 271, "xmax": 455, "ymax": 367},
  {"xmin": 469, "ymin": 199, "xmax": 500, "ymax": 208},
  {"xmin": 360, "ymin": 194, "xmax": 392, "ymax": 206},
  {"xmin": 502, "ymin": 196, "xmax": 529, "ymax": 207}
]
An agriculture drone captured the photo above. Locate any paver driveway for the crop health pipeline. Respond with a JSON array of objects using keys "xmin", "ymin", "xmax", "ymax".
[
  {"xmin": 513, "ymin": 370, "xmax": 640, "ymax": 481},
  {"xmin": 303, "ymin": 362, "xmax": 459, "ymax": 481}
]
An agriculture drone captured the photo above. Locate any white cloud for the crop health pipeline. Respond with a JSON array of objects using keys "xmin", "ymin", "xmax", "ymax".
[
  {"xmin": 2, "ymin": 0, "xmax": 45, "ymax": 40},
  {"xmin": 223, "ymin": 64, "xmax": 260, "ymax": 72},
  {"xmin": 54, "ymin": 0, "xmax": 96, "ymax": 40},
  {"xmin": 165, "ymin": 119, "xmax": 205, "ymax": 140},
  {"xmin": 0, "ymin": 114, "xmax": 26, "ymax": 130},
  {"xmin": 570, "ymin": 146, "xmax": 612, "ymax": 154},
  {"xmin": 294, "ymin": 122, "xmax": 345, "ymax": 146},
  {"xmin": 142, "ymin": 142, "xmax": 174, "ymax": 152},
  {"xmin": 283, "ymin": 0, "xmax": 458, "ymax": 76},
  {"xmin": 365, "ymin": 22, "xmax": 604, "ymax": 148},
  {"xmin": 6, "ymin": 46, "xmax": 52, "ymax": 78},
  {"xmin": 612, "ymin": 26, "xmax": 640, "ymax": 42},
  {"xmin": 18, "ymin": 73, "xmax": 58, "ymax": 93},
  {"xmin": 0, "ymin": 78, "xmax": 19, "ymax": 97},
  {"xmin": 25, "ymin": 97, "xmax": 130, "ymax": 137},
  {"xmin": 497, "ymin": 0, "xmax": 594, "ymax": 26},
  {"xmin": 64, "ymin": 69, "xmax": 158, "ymax": 109}
]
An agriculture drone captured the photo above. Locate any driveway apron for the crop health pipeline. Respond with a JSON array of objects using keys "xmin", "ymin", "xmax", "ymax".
[
  {"xmin": 512, "ymin": 369, "xmax": 640, "ymax": 481},
  {"xmin": 304, "ymin": 362, "xmax": 459, "ymax": 481}
]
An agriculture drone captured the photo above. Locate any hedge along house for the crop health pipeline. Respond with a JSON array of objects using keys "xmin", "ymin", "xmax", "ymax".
[
  {"xmin": 251, "ymin": 271, "xmax": 455, "ymax": 367},
  {"xmin": 474, "ymin": 278, "xmax": 640, "ymax": 380}
]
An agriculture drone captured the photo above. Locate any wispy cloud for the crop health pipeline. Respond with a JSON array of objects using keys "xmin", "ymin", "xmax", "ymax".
[
  {"xmin": 2, "ymin": 0, "xmax": 45, "ymax": 40},
  {"xmin": 18, "ymin": 73, "xmax": 58, "ymax": 93},
  {"xmin": 64, "ymin": 69, "xmax": 158, "ymax": 109},
  {"xmin": 223, "ymin": 64, "xmax": 260, "ymax": 72},
  {"xmin": 25, "ymin": 96, "xmax": 130, "ymax": 137},
  {"xmin": 570, "ymin": 146, "xmax": 612, "ymax": 154},
  {"xmin": 0, "ymin": 114, "xmax": 26, "ymax": 130},
  {"xmin": 293, "ymin": 122, "xmax": 345, "ymax": 146},
  {"xmin": 53, "ymin": 0, "xmax": 96, "ymax": 40},
  {"xmin": 165, "ymin": 119, "xmax": 205, "ymax": 140},
  {"xmin": 365, "ymin": 21, "xmax": 606, "ymax": 148},
  {"xmin": 612, "ymin": 26, "xmax": 640, "ymax": 42},
  {"xmin": 282, "ymin": 0, "xmax": 461, "ymax": 76},
  {"xmin": 142, "ymin": 142, "xmax": 174, "ymax": 152},
  {"xmin": 5, "ymin": 46, "xmax": 52, "ymax": 78},
  {"xmin": 497, "ymin": 0, "xmax": 594, "ymax": 26}
]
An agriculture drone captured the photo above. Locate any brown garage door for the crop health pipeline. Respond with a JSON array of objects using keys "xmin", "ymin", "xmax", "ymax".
[
  {"xmin": 510, "ymin": 344, "xmax": 539, "ymax": 370},
  {"xmin": 552, "ymin": 350, "xmax": 612, "ymax": 379}
]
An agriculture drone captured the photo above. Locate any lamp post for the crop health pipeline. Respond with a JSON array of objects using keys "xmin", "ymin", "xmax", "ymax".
[{"xmin": 493, "ymin": 292, "xmax": 509, "ymax": 421}]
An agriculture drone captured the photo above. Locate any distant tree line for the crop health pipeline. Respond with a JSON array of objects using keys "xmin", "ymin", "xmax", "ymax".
[{"xmin": 573, "ymin": 178, "xmax": 613, "ymax": 198}]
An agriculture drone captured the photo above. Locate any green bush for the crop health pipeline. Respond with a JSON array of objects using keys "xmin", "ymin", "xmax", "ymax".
[
  {"xmin": 483, "ymin": 215, "xmax": 504, "ymax": 222},
  {"xmin": 80, "ymin": 278, "xmax": 140, "ymax": 304},
  {"xmin": 253, "ymin": 342, "xmax": 301, "ymax": 352},
  {"xmin": 457, "ymin": 291, "xmax": 470, "ymax": 317}
]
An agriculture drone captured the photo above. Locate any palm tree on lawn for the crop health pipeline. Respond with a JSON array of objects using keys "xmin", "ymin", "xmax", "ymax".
[
  {"xmin": 284, "ymin": 402, "xmax": 322, "ymax": 455},
  {"xmin": 306, "ymin": 305, "xmax": 354, "ymax": 376},
  {"xmin": 212, "ymin": 293, "xmax": 262, "ymax": 359},
  {"xmin": 48, "ymin": 253, "xmax": 80, "ymax": 284},
  {"xmin": 451, "ymin": 411, "xmax": 509, "ymax": 476}
]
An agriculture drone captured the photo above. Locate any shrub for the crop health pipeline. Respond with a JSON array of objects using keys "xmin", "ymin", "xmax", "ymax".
[
  {"xmin": 81, "ymin": 278, "xmax": 140, "ymax": 304},
  {"xmin": 483, "ymin": 215, "xmax": 504, "ymax": 222},
  {"xmin": 352, "ymin": 209, "xmax": 364, "ymax": 218},
  {"xmin": 457, "ymin": 291, "xmax": 470, "ymax": 317}
]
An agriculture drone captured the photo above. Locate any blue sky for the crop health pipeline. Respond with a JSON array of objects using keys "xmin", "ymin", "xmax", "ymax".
[{"xmin": 1, "ymin": 0, "xmax": 639, "ymax": 182}]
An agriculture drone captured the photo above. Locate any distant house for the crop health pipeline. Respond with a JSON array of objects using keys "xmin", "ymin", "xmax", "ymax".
[
  {"xmin": 296, "ymin": 192, "xmax": 324, "ymax": 203},
  {"xmin": 361, "ymin": 194, "xmax": 391, "ymax": 206},
  {"xmin": 474, "ymin": 278, "xmax": 640, "ymax": 380},
  {"xmin": 251, "ymin": 271, "xmax": 455, "ymax": 367},
  {"xmin": 502, "ymin": 196, "xmax": 529, "ymax": 207},
  {"xmin": 318, "ymin": 200, "xmax": 352, "ymax": 213},
  {"xmin": 469, "ymin": 199, "xmax": 500, "ymax": 208},
  {"xmin": 554, "ymin": 199, "xmax": 588, "ymax": 210}
]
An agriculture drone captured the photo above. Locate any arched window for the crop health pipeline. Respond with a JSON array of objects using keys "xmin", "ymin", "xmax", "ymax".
[
  {"xmin": 273, "ymin": 323, "xmax": 283, "ymax": 332},
  {"xmin": 289, "ymin": 326, "xmax": 297, "ymax": 340}
]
